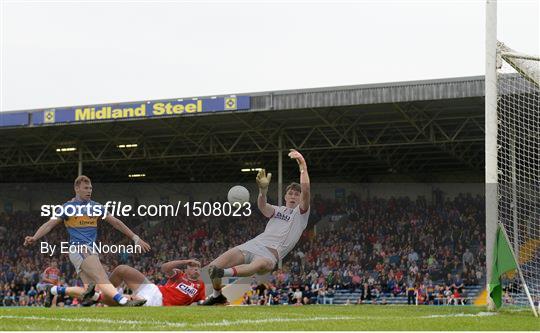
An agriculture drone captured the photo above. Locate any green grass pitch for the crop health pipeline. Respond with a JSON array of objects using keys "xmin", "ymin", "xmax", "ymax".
[{"xmin": 0, "ymin": 305, "xmax": 537, "ymax": 331}]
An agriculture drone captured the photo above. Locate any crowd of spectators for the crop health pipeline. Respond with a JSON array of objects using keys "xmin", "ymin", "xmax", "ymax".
[{"xmin": 0, "ymin": 191, "xmax": 486, "ymax": 306}]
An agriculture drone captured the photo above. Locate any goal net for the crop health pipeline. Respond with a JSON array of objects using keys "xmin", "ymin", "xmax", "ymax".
[{"xmin": 496, "ymin": 41, "xmax": 540, "ymax": 313}]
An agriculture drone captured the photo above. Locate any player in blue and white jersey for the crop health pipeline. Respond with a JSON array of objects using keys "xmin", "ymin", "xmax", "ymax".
[{"xmin": 24, "ymin": 175, "xmax": 151, "ymax": 307}]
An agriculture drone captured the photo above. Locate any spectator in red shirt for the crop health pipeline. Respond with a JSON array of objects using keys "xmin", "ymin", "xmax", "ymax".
[{"xmin": 452, "ymin": 289, "xmax": 462, "ymax": 305}]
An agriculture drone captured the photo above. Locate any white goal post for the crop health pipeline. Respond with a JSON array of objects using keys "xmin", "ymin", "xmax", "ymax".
[{"xmin": 485, "ymin": 0, "xmax": 540, "ymax": 317}]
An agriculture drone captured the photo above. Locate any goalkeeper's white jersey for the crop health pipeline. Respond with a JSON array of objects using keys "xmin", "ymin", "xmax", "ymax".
[{"xmin": 254, "ymin": 205, "xmax": 310, "ymax": 260}]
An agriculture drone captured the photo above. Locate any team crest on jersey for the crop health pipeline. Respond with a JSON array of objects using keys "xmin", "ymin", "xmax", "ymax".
[{"xmin": 176, "ymin": 283, "xmax": 198, "ymax": 297}]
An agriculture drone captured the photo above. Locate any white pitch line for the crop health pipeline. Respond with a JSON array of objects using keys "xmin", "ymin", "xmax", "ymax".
[
  {"xmin": 0, "ymin": 311, "xmax": 499, "ymax": 329},
  {"xmin": 0, "ymin": 315, "xmax": 187, "ymax": 328},
  {"xmin": 191, "ymin": 315, "xmax": 362, "ymax": 327},
  {"xmin": 191, "ymin": 312, "xmax": 499, "ymax": 328},
  {"xmin": 418, "ymin": 312, "xmax": 497, "ymax": 319}
]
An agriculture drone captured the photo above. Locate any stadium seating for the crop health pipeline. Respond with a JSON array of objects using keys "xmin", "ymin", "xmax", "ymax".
[{"xmin": 0, "ymin": 192, "xmax": 487, "ymax": 307}]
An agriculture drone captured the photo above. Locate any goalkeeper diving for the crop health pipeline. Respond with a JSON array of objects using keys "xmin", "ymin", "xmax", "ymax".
[{"xmin": 203, "ymin": 149, "xmax": 310, "ymax": 305}]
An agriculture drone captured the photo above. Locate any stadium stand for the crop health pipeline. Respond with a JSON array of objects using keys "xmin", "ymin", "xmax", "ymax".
[{"xmin": 0, "ymin": 191, "xmax": 485, "ymax": 307}]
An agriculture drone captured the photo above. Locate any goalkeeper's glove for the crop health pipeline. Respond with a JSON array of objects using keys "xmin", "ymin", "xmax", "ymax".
[{"xmin": 256, "ymin": 168, "xmax": 272, "ymax": 194}]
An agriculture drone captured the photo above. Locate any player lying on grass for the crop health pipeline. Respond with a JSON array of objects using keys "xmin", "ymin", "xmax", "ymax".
[
  {"xmin": 81, "ymin": 259, "xmax": 205, "ymax": 306},
  {"xmin": 24, "ymin": 175, "xmax": 151, "ymax": 307},
  {"xmin": 203, "ymin": 149, "xmax": 310, "ymax": 305}
]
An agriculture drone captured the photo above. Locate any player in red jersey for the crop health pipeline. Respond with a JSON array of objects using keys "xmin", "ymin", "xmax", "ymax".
[
  {"xmin": 37, "ymin": 260, "xmax": 100, "ymax": 307},
  {"xmin": 36, "ymin": 260, "xmax": 62, "ymax": 307},
  {"xmin": 42, "ymin": 261, "xmax": 61, "ymax": 286},
  {"xmin": 81, "ymin": 259, "xmax": 205, "ymax": 306}
]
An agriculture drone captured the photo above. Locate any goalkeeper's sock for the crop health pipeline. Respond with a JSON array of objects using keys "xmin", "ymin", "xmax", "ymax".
[
  {"xmin": 113, "ymin": 293, "xmax": 128, "ymax": 305},
  {"xmin": 212, "ymin": 289, "xmax": 222, "ymax": 298},
  {"xmin": 51, "ymin": 286, "xmax": 66, "ymax": 296},
  {"xmin": 92, "ymin": 292, "xmax": 102, "ymax": 302},
  {"xmin": 223, "ymin": 267, "xmax": 238, "ymax": 277}
]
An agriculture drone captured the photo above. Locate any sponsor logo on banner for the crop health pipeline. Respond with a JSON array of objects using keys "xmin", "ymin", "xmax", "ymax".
[
  {"xmin": 44, "ymin": 110, "xmax": 55, "ymax": 124},
  {"xmin": 224, "ymin": 97, "xmax": 237, "ymax": 110},
  {"xmin": 31, "ymin": 96, "xmax": 250, "ymax": 126}
]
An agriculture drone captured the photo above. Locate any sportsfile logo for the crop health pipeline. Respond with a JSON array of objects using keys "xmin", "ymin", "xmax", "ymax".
[
  {"xmin": 40, "ymin": 201, "xmax": 252, "ymax": 218},
  {"xmin": 40, "ymin": 202, "xmax": 128, "ymax": 219}
]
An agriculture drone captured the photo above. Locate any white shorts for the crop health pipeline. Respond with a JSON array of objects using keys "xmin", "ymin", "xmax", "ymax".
[
  {"xmin": 134, "ymin": 280, "xmax": 163, "ymax": 307},
  {"xmin": 68, "ymin": 244, "xmax": 98, "ymax": 274},
  {"xmin": 235, "ymin": 239, "xmax": 277, "ymax": 267}
]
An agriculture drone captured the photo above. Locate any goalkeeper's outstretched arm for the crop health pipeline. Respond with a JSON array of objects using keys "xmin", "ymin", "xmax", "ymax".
[
  {"xmin": 289, "ymin": 149, "xmax": 310, "ymax": 212},
  {"xmin": 256, "ymin": 168, "xmax": 275, "ymax": 218}
]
